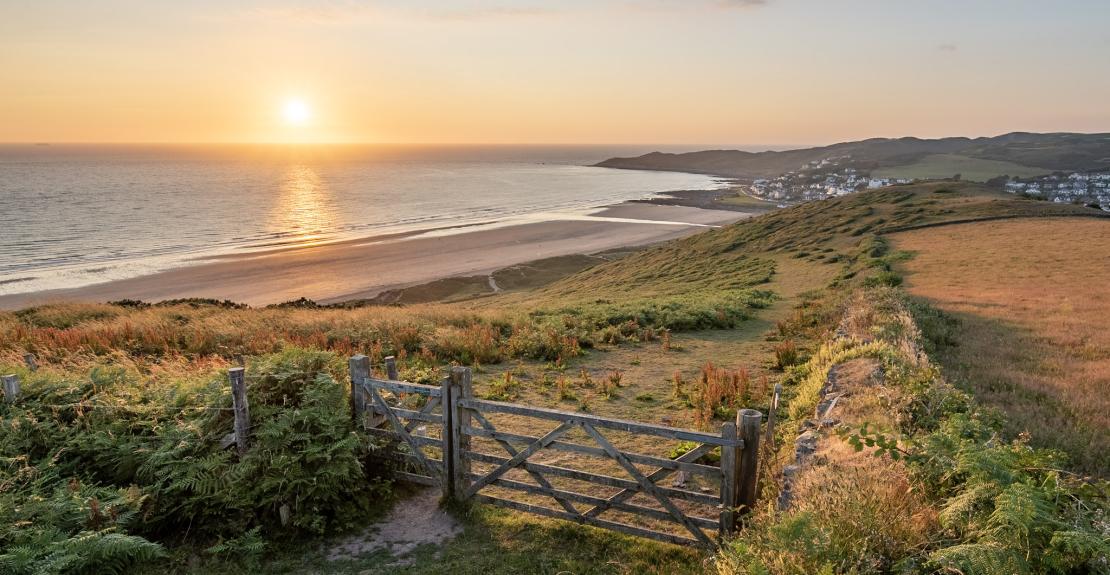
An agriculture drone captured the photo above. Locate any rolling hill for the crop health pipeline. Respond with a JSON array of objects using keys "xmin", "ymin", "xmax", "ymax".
[{"xmin": 596, "ymin": 132, "xmax": 1110, "ymax": 180}]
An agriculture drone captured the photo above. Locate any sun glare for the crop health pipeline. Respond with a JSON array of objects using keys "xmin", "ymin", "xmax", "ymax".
[{"xmin": 283, "ymin": 99, "xmax": 311, "ymax": 125}]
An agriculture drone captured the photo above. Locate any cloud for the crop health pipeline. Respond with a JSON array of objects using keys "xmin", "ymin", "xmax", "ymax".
[
  {"xmin": 622, "ymin": 0, "xmax": 769, "ymax": 13},
  {"xmin": 416, "ymin": 6, "xmax": 561, "ymax": 22},
  {"xmin": 716, "ymin": 0, "xmax": 768, "ymax": 7},
  {"xmin": 938, "ymin": 43, "xmax": 958, "ymax": 52},
  {"xmin": 248, "ymin": 1, "xmax": 560, "ymax": 24}
]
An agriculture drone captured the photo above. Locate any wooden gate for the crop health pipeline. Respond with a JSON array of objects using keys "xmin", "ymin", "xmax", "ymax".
[
  {"xmin": 350, "ymin": 355, "xmax": 765, "ymax": 547},
  {"xmin": 350, "ymin": 355, "xmax": 451, "ymax": 490}
]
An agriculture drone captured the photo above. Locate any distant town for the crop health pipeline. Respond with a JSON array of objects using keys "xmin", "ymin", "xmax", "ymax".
[
  {"xmin": 745, "ymin": 155, "xmax": 1110, "ymax": 211},
  {"xmin": 1004, "ymin": 172, "xmax": 1110, "ymax": 208},
  {"xmin": 747, "ymin": 155, "xmax": 911, "ymax": 205}
]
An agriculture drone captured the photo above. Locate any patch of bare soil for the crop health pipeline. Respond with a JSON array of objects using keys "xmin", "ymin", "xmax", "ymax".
[{"xmin": 324, "ymin": 488, "xmax": 461, "ymax": 566}]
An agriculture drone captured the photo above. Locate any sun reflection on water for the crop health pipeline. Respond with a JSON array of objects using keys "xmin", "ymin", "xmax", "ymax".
[{"xmin": 268, "ymin": 164, "xmax": 339, "ymax": 247}]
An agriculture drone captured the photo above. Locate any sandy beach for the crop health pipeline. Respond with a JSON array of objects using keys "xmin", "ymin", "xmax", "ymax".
[{"xmin": 0, "ymin": 202, "xmax": 752, "ymax": 309}]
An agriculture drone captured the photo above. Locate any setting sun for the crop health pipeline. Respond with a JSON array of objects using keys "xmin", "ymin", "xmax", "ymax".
[{"xmin": 282, "ymin": 99, "xmax": 311, "ymax": 126}]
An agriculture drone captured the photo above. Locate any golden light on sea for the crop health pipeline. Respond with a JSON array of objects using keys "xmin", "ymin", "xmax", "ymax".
[{"xmin": 270, "ymin": 164, "xmax": 337, "ymax": 247}]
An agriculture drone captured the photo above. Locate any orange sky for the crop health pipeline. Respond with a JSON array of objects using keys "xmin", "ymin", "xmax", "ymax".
[{"xmin": 2, "ymin": 1, "xmax": 1109, "ymax": 146}]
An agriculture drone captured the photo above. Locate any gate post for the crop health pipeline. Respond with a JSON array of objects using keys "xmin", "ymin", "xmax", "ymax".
[
  {"xmin": 737, "ymin": 408, "xmax": 763, "ymax": 516},
  {"xmin": 448, "ymin": 366, "xmax": 473, "ymax": 502},
  {"xmin": 719, "ymin": 422, "xmax": 740, "ymax": 537},
  {"xmin": 228, "ymin": 367, "xmax": 250, "ymax": 455},
  {"xmin": 349, "ymin": 355, "xmax": 370, "ymax": 425},
  {"xmin": 2, "ymin": 374, "xmax": 20, "ymax": 403},
  {"xmin": 384, "ymin": 356, "xmax": 399, "ymax": 380},
  {"xmin": 440, "ymin": 374, "xmax": 455, "ymax": 502}
]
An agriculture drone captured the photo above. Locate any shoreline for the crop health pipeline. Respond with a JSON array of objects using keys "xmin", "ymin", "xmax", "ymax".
[{"xmin": 0, "ymin": 198, "xmax": 759, "ymax": 310}]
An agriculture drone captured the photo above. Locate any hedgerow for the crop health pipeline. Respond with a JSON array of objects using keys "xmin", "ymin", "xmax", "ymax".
[
  {"xmin": 0, "ymin": 347, "xmax": 389, "ymax": 574},
  {"xmin": 717, "ymin": 288, "xmax": 1109, "ymax": 575}
]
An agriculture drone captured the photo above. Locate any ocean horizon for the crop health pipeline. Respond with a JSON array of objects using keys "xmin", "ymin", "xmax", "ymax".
[{"xmin": 0, "ymin": 144, "xmax": 728, "ymax": 296}]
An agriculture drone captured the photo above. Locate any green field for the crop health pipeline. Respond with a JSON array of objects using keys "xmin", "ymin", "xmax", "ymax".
[{"xmin": 872, "ymin": 153, "xmax": 1050, "ymax": 182}]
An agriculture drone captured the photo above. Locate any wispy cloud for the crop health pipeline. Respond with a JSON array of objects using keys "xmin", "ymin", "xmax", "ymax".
[
  {"xmin": 248, "ymin": 1, "xmax": 560, "ymax": 24},
  {"xmin": 621, "ymin": 0, "xmax": 770, "ymax": 14},
  {"xmin": 715, "ymin": 0, "xmax": 768, "ymax": 8},
  {"xmin": 414, "ymin": 6, "xmax": 561, "ymax": 22}
]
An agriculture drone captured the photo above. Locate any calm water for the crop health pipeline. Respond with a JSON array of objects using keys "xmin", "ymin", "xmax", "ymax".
[{"xmin": 0, "ymin": 144, "xmax": 725, "ymax": 295}]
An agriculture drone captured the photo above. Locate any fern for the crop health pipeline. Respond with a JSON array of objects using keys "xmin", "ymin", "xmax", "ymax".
[{"xmin": 928, "ymin": 542, "xmax": 1030, "ymax": 575}]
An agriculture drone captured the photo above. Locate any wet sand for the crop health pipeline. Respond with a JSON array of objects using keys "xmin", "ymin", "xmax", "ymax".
[{"xmin": 0, "ymin": 203, "xmax": 754, "ymax": 309}]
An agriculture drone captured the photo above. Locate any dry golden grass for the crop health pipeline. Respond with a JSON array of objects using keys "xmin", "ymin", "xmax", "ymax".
[{"xmin": 892, "ymin": 217, "xmax": 1110, "ymax": 475}]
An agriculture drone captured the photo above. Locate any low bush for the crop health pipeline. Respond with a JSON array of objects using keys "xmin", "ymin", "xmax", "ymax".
[{"xmin": 0, "ymin": 347, "xmax": 390, "ymax": 574}]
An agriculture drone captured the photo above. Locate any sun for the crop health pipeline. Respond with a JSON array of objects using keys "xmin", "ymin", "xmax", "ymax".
[{"xmin": 282, "ymin": 99, "xmax": 311, "ymax": 125}]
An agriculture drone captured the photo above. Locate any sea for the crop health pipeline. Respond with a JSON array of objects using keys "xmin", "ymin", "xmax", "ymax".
[{"xmin": 0, "ymin": 144, "xmax": 727, "ymax": 295}]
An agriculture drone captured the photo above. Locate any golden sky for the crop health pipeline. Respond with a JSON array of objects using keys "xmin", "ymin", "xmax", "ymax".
[{"xmin": 2, "ymin": 0, "xmax": 1109, "ymax": 146}]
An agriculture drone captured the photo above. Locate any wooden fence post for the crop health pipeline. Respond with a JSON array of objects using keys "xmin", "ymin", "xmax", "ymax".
[
  {"xmin": 2, "ymin": 375, "xmax": 20, "ymax": 403},
  {"xmin": 440, "ymin": 374, "xmax": 455, "ymax": 501},
  {"xmin": 449, "ymin": 366, "xmax": 473, "ymax": 502},
  {"xmin": 23, "ymin": 353, "xmax": 37, "ymax": 372},
  {"xmin": 764, "ymin": 384, "xmax": 782, "ymax": 449},
  {"xmin": 228, "ymin": 367, "xmax": 250, "ymax": 455},
  {"xmin": 384, "ymin": 356, "xmax": 399, "ymax": 380},
  {"xmin": 349, "ymin": 354, "xmax": 370, "ymax": 425},
  {"xmin": 719, "ymin": 421, "xmax": 740, "ymax": 537},
  {"xmin": 737, "ymin": 408, "xmax": 763, "ymax": 516}
]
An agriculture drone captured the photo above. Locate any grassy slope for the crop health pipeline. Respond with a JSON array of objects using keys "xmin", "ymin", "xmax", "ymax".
[
  {"xmin": 872, "ymin": 153, "xmax": 1050, "ymax": 182},
  {"xmin": 2, "ymin": 181, "xmax": 1107, "ymax": 574}
]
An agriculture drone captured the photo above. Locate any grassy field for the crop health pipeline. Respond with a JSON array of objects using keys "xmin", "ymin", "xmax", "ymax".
[
  {"xmin": 872, "ymin": 153, "xmax": 1050, "ymax": 182},
  {"xmin": 891, "ymin": 218, "xmax": 1110, "ymax": 475},
  {"xmin": 2, "ymin": 182, "xmax": 1107, "ymax": 574}
]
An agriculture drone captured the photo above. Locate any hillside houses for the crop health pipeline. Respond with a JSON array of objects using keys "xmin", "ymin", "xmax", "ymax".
[
  {"xmin": 748, "ymin": 158, "xmax": 909, "ymax": 203},
  {"xmin": 1004, "ymin": 171, "xmax": 1110, "ymax": 209}
]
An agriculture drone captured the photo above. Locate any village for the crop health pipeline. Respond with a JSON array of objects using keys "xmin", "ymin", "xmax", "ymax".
[
  {"xmin": 747, "ymin": 155, "xmax": 910, "ymax": 204},
  {"xmin": 747, "ymin": 157, "xmax": 1110, "ymax": 211},
  {"xmin": 1004, "ymin": 171, "xmax": 1110, "ymax": 209}
]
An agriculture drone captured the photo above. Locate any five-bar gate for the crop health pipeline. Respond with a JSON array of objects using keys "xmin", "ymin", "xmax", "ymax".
[{"xmin": 350, "ymin": 355, "xmax": 766, "ymax": 546}]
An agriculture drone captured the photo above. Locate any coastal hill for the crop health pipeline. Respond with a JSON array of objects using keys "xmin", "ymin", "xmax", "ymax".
[
  {"xmin": 596, "ymin": 132, "xmax": 1110, "ymax": 180},
  {"xmin": 2, "ymin": 182, "xmax": 1108, "ymax": 573}
]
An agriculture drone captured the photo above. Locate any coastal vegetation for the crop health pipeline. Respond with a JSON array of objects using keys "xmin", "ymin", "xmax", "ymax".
[{"xmin": 2, "ymin": 182, "xmax": 1108, "ymax": 573}]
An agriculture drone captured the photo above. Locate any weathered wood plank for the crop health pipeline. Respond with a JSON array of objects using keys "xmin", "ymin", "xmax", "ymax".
[
  {"xmin": 764, "ymin": 384, "xmax": 782, "ymax": 449},
  {"xmin": 465, "ymin": 420, "xmax": 574, "ymax": 498},
  {"xmin": 361, "ymin": 377, "xmax": 442, "ymax": 398},
  {"xmin": 465, "ymin": 451, "xmax": 720, "ymax": 506},
  {"xmin": 371, "ymin": 386, "xmax": 442, "ymax": 483},
  {"xmin": 349, "ymin": 355, "xmax": 371, "ymax": 423},
  {"xmin": 460, "ymin": 398, "xmax": 742, "ymax": 447},
  {"xmin": 2, "ymin": 374, "xmax": 20, "ymax": 403},
  {"xmin": 449, "ymin": 367, "xmax": 473, "ymax": 501},
  {"xmin": 228, "ymin": 368, "xmax": 250, "ymax": 455},
  {"xmin": 580, "ymin": 422, "xmax": 715, "ymax": 546},
  {"xmin": 474, "ymin": 494, "xmax": 701, "ymax": 547},
  {"xmin": 365, "ymin": 427, "xmax": 441, "ymax": 448},
  {"xmin": 440, "ymin": 374, "xmax": 454, "ymax": 501},
  {"xmin": 369, "ymin": 406, "xmax": 442, "ymax": 424},
  {"xmin": 470, "ymin": 410, "xmax": 579, "ymax": 515},
  {"xmin": 737, "ymin": 408, "xmax": 763, "ymax": 515},
  {"xmin": 394, "ymin": 471, "xmax": 440, "ymax": 487},
  {"xmin": 384, "ymin": 356, "xmax": 399, "ymax": 381},
  {"xmin": 463, "ymin": 425, "xmax": 720, "ymax": 476},
  {"xmin": 475, "ymin": 474, "xmax": 718, "ymax": 530},
  {"xmin": 719, "ymin": 422, "xmax": 740, "ymax": 537},
  {"xmin": 582, "ymin": 442, "xmax": 717, "ymax": 521},
  {"xmin": 23, "ymin": 353, "xmax": 37, "ymax": 372}
]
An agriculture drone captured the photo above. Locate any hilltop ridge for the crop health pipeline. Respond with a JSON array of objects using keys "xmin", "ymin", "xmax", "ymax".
[{"xmin": 596, "ymin": 132, "xmax": 1110, "ymax": 179}]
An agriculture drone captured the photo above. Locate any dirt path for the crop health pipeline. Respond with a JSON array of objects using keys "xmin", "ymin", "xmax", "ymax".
[{"xmin": 324, "ymin": 489, "xmax": 461, "ymax": 567}]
